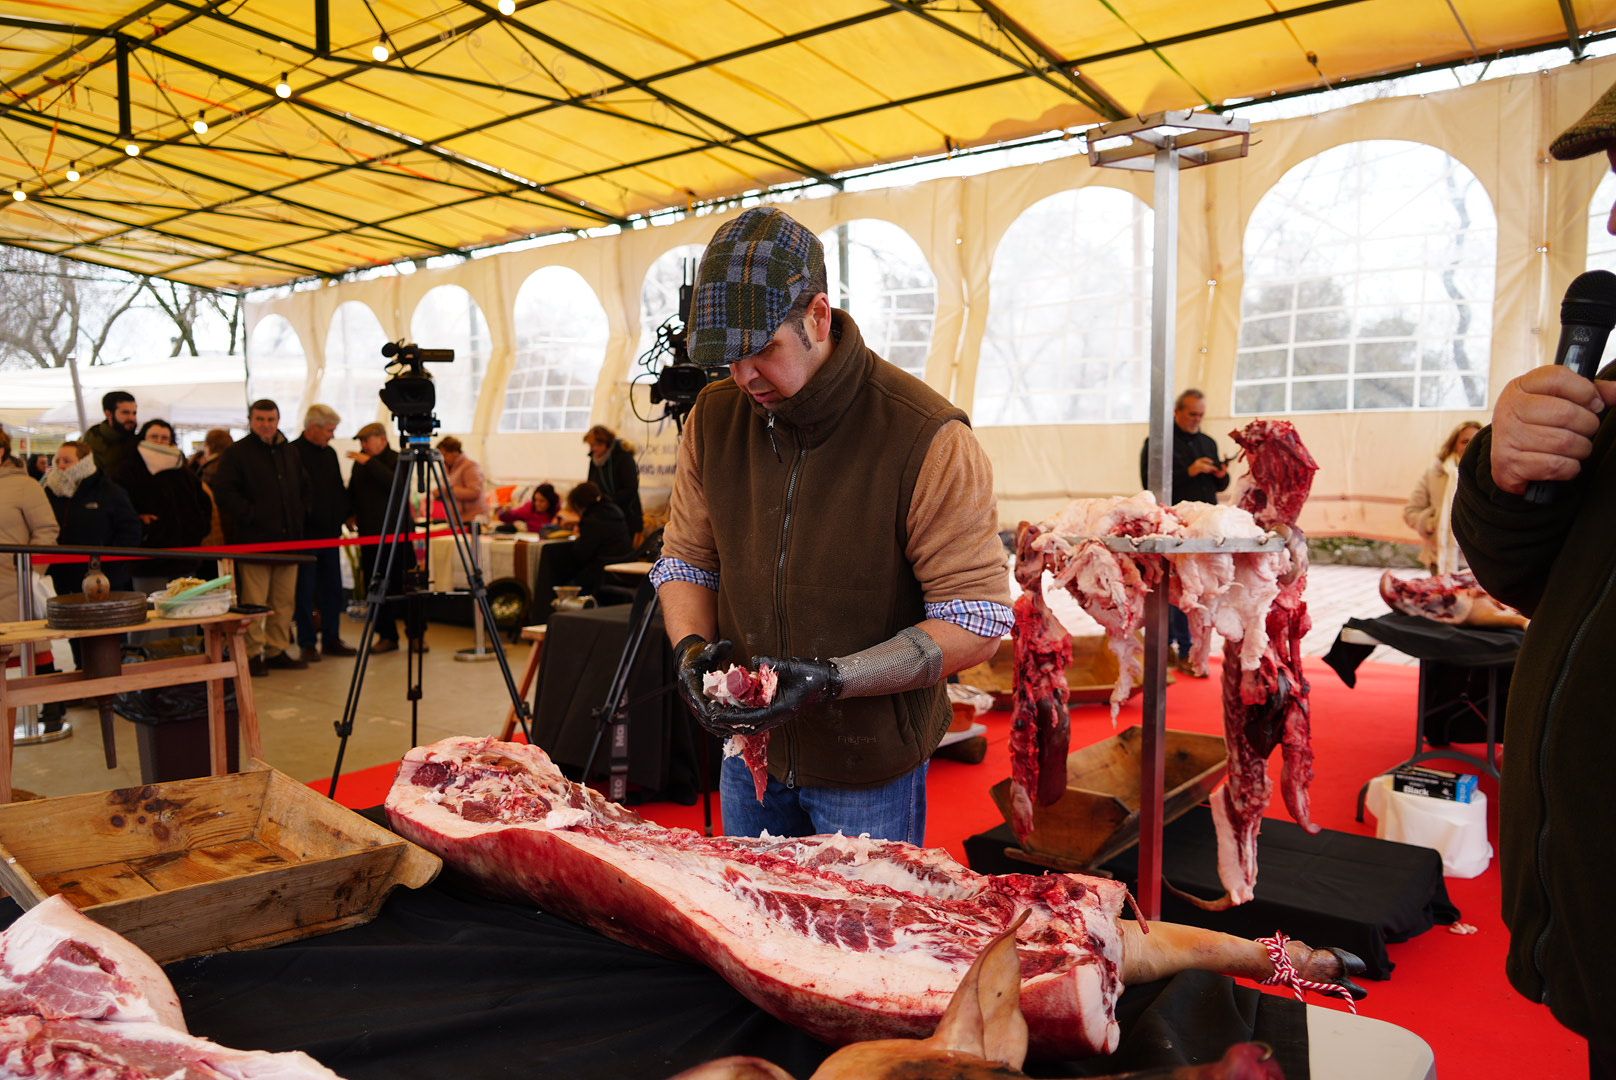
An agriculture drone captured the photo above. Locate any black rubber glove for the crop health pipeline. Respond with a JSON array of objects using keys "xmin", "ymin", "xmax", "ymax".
[
  {"xmin": 713, "ymin": 655, "xmax": 842, "ymax": 737},
  {"xmin": 674, "ymin": 634, "xmax": 735, "ymax": 734}
]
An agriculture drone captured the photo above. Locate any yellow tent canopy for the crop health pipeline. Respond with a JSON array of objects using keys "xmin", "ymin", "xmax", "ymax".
[{"xmin": 1, "ymin": 0, "xmax": 1612, "ymax": 289}]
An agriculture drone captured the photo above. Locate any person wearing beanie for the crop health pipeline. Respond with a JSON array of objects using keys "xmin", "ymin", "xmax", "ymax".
[
  {"xmin": 651, "ymin": 206, "xmax": 1011, "ymax": 847},
  {"xmin": 1453, "ymin": 80, "xmax": 1616, "ymax": 1073}
]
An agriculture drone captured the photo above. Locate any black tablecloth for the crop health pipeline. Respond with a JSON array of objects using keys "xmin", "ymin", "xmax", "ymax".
[
  {"xmin": 1323, "ymin": 613, "xmax": 1522, "ymax": 685},
  {"xmin": 1324, "ymin": 613, "xmax": 1521, "ymax": 744},
  {"xmin": 0, "ymin": 863, "xmax": 1310, "ymax": 1079},
  {"xmin": 534, "ymin": 601, "xmax": 716, "ymax": 802},
  {"xmin": 966, "ymin": 806, "xmax": 1459, "ymax": 981}
]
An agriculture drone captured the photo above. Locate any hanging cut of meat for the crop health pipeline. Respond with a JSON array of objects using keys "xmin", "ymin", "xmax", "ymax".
[
  {"xmin": 0, "ymin": 896, "xmax": 341, "ymax": 1078},
  {"xmin": 1007, "ymin": 525, "xmax": 1073, "ymax": 840},
  {"xmin": 704, "ymin": 664, "xmax": 779, "ymax": 803},
  {"xmin": 1166, "ymin": 502, "xmax": 1283, "ymax": 676},
  {"xmin": 1204, "ymin": 420, "xmax": 1320, "ymax": 908},
  {"xmin": 388, "ymin": 737, "xmax": 1364, "ymax": 1061},
  {"xmin": 1379, "ymin": 570, "xmax": 1527, "ymax": 628}
]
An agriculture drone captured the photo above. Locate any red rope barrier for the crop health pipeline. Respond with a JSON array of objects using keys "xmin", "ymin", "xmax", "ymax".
[{"xmin": 25, "ymin": 528, "xmax": 476, "ymax": 565}]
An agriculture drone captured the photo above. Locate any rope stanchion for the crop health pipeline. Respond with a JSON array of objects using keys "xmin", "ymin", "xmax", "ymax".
[
  {"xmin": 1257, "ymin": 930, "xmax": 1359, "ymax": 1013},
  {"xmin": 1, "ymin": 528, "xmax": 478, "ymax": 565}
]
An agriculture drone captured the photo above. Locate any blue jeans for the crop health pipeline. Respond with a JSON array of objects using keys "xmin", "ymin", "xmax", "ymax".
[
  {"xmin": 1168, "ymin": 603, "xmax": 1193, "ymax": 658},
  {"xmin": 294, "ymin": 547, "xmax": 347, "ymax": 649},
  {"xmin": 719, "ymin": 754, "xmax": 927, "ymax": 846}
]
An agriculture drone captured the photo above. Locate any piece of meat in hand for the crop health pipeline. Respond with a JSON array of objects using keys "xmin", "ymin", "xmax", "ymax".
[{"xmin": 704, "ymin": 664, "xmax": 779, "ymax": 802}]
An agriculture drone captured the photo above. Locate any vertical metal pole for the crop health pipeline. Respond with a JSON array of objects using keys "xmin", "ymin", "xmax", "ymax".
[
  {"xmin": 1138, "ymin": 144, "xmax": 1180, "ymax": 922},
  {"xmin": 12, "ymin": 554, "xmax": 37, "ymax": 737},
  {"xmin": 115, "ymin": 37, "xmax": 132, "ymax": 139}
]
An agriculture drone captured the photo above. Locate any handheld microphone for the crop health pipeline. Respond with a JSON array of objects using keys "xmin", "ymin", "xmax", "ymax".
[{"xmin": 1524, "ymin": 269, "xmax": 1616, "ymax": 505}]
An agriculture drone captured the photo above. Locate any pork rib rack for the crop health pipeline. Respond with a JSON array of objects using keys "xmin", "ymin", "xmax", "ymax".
[{"xmin": 387, "ymin": 736, "xmax": 1131, "ymax": 1059}]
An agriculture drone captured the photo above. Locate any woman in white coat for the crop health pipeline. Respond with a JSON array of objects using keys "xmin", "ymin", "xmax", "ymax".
[{"xmin": 1403, "ymin": 421, "xmax": 1481, "ymax": 575}]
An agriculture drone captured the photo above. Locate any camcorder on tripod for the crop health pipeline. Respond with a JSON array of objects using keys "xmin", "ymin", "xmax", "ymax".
[
  {"xmin": 633, "ymin": 261, "xmax": 725, "ymax": 432},
  {"xmin": 328, "ymin": 340, "xmax": 535, "ymax": 798}
]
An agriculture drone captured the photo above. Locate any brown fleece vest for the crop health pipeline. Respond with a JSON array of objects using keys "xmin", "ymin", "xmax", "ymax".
[{"xmin": 693, "ymin": 312, "xmax": 966, "ymax": 788}]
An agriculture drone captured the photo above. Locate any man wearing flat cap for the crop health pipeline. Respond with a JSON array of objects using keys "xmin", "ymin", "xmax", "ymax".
[
  {"xmin": 1453, "ymin": 81, "xmax": 1616, "ymax": 1075},
  {"xmin": 652, "ymin": 206, "xmax": 1011, "ymax": 844}
]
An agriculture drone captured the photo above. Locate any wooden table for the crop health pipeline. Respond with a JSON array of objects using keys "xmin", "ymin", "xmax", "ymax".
[{"xmin": 0, "ymin": 611, "xmax": 266, "ymax": 803}]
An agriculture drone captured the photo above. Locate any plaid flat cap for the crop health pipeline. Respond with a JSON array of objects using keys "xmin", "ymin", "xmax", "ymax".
[
  {"xmin": 687, "ymin": 207, "xmax": 824, "ymax": 367},
  {"xmin": 1552, "ymin": 79, "xmax": 1616, "ymax": 161}
]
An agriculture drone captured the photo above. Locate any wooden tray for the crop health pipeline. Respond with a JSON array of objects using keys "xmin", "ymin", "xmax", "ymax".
[
  {"xmin": 958, "ymin": 633, "xmax": 1161, "ymax": 707},
  {"xmin": 989, "ymin": 726, "xmax": 1227, "ymax": 871},
  {"xmin": 0, "ymin": 761, "xmax": 440, "ymax": 963}
]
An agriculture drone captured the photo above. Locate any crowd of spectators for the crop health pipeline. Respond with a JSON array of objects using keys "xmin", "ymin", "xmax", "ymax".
[{"xmin": 1, "ymin": 397, "xmax": 660, "ymax": 655}]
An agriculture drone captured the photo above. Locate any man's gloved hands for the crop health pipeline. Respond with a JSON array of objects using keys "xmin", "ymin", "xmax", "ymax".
[
  {"xmin": 718, "ymin": 655, "xmax": 841, "ymax": 736},
  {"xmin": 673, "ymin": 635, "xmax": 841, "ymax": 739}
]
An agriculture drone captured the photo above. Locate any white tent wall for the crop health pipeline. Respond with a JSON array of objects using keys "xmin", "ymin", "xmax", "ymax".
[{"xmin": 246, "ymin": 54, "xmax": 1616, "ymax": 541}]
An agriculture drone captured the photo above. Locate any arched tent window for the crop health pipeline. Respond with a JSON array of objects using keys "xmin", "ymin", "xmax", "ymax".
[
  {"xmin": 975, "ymin": 187, "xmax": 1152, "ymax": 425},
  {"xmin": 500, "ymin": 266, "xmax": 608, "ymax": 432},
  {"xmin": 410, "ymin": 285, "xmax": 490, "ymax": 431},
  {"xmin": 819, "ymin": 220, "xmax": 936, "ymax": 379},
  {"xmin": 637, "ymin": 244, "xmax": 704, "ymax": 364},
  {"xmin": 1235, "ymin": 141, "xmax": 1496, "ymax": 414},
  {"xmin": 245, "ymin": 315, "xmax": 306, "ymax": 425},
  {"xmin": 322, "ymin": 301, "xmax": 388, "ymax": 432},
  {"xmin": 1586, "ymin": 169, "xmax": 1616, "ymax": 273}
]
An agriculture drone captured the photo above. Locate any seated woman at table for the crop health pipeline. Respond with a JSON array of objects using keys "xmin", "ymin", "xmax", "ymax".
[
  {"xmin": 42, "ymin": 440, "xmax": 141, "ymax": 597},
  {"xmin": 497, "ymin": 483, "xmax": 560, "ymax": 533},
  {"xmin": 1403, "ymin": 420, "xmax": 1480, "ymax": 575},
  {"xmin": 548, "ymin": 482, "xmax": 634, "ymax": 598}
]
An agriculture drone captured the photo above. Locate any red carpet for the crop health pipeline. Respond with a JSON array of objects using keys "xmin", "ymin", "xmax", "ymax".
[{"xmin": 320, "ymin": 657, "xmax": 1585, "ymax": 1077}]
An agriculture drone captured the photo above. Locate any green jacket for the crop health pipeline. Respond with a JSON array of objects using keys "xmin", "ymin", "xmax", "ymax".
[
  {"xmin": 1452, "ymin": 422, "xmax": 1616, "ymax": 1039},
  {"xmin": 83, "ymin": 420, "xmax": 134, "ymax": 480}
]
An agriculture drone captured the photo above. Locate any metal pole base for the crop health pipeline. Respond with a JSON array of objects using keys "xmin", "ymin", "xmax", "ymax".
[
  {"xmin": 14, "ymin": 721, "xmax": 73, "ymax": 746},
  {"xmin": 454, "ymin": 647, "xmax": 496, "ymax": 663}
]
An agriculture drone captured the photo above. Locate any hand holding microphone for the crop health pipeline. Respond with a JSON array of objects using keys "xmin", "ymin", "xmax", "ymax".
[{"xmin": 1492, "ymin": 271, "xmax": 1616, "ymax": 501}]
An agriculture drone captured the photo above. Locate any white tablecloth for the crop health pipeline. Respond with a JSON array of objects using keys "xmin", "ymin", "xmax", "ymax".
[
  {"xmin": 1364, "ymin": 773, "xmax": 1492, "ymax": 878},
  {"xmin": 426, "ymin": 534, "xmax": 571, "ymax": 591}
]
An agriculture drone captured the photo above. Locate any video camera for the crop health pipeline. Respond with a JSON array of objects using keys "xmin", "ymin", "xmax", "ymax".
[
  {"xmin": 634, "ymin": 262, "xmax": 723, "ymax": 431},
  {"xmin": 379, "ymin": 339, "xmax": 453, "ymax": 437}
]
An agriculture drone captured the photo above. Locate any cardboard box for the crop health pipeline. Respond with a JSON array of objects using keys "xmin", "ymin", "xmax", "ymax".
[{"xmin": 1392, "ymin": 765, "xmax": 1478, "ymax": 803}]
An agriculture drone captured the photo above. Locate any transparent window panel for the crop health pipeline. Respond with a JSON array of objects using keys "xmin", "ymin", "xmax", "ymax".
[
  {"xmin": 1234, "ymin": 382, "xmax": 1287, "ymax": 414},
  {"xmin": 1357, "ymin": 339, "xmax": 1418, "ymax": 373},
  {"xmin": 1292, "ymin": 379, "xmax": 1349, "ymax": 411},
  {"xmin": 1236, "ymin": 348, "xmax": 1289, "ymax": 381},
  {"xmin": 1354, "ymin": 376, "xmax": 1415, "ymax": 409},
  {"xmin": 1294, "ymin": 343, "xmax": 1350, "ymax": 376}
]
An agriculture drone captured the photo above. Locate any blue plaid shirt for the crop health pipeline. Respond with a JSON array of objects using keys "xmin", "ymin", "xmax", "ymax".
[{"xmin": 650, "ymin": 557, "xmax": 1012, "ymax": 638}]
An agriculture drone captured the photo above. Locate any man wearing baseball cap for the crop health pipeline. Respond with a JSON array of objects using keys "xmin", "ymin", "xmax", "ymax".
[
  {"xmin": 1453, "ymin": 81, "xmax": 1616, "ymax": 1076},
  {"xmin": 651, "ymin": 206, "xmax": 1011, "ymax": 844}
]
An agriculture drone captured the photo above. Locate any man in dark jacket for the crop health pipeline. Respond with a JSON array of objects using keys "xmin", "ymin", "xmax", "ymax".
[
  {"xmin": 584, "ymin": 425, "xmax": 642, "ymax": 538},
  {"xmin": 292, "ymin": 404, "xmax": 355, "ymax": 661},
  {"xmin": 347, "ymin": 422, "xmax": 424, "ymax": 653},
  {"xmin": 1451, "ymin": 81, "xmax": 1616, "ymax": 1076},
  {"xmin": 652, "ymin": 207, "xmax": 1010, "ymax": 845},
  {"xmin": 43, "ymin": 440, "xmax": 141, "ymax": 596},
  {"xmin": 211, "ymin": 400, "xmax": 309, "ymax": 675},
  {"xmin": 1139, "ymin": 389, "xmax": 1229, "ymax": 675},
  {"xmin": 83, "ymin": 390, "xmax": 138, "ymax": 479}
]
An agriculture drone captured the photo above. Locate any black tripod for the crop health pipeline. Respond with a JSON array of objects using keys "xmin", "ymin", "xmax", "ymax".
[
  {"xmin": 329, "ymin": 429, "xmax": 532, "ymax": 798},
  {"xmin": 578, "ymin": 580, "xmax": 714, "ymax": 835}
]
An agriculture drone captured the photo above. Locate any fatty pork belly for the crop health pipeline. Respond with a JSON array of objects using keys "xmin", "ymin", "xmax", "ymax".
[{"xmin": 387, "ymin": 736, "xmax": 1130, "ymax": 1059}]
